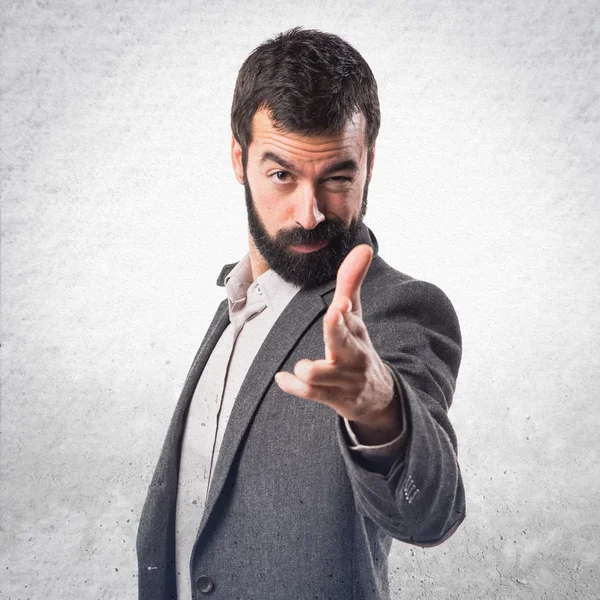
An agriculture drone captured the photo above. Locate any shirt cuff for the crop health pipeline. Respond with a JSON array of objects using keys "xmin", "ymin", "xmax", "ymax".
[{"xmin": 344, "ymin": 414, "xmax": 407, "ymax": 447}]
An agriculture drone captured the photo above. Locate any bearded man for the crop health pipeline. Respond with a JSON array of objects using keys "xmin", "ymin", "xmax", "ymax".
[{"xmin": 137, "ymin": 26, "xmax": 465, "ymax": 600}]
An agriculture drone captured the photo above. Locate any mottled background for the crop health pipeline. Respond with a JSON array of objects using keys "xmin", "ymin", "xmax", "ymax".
[{"xmin": 1, "ymin": 1, "xmax": 599, "ymax": 598}]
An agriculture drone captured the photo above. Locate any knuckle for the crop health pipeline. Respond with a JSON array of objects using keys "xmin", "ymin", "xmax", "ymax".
[
  {"xmin": 357, "ymin": 372, "xmax": 369, "ymax": 389},
  {"xmin": 294, "ymin": 359, "xmax": 312, "ymax": 379},
  {"xmin": 355, "ymin": 349, "xmax": 370, "ymax": 370}
]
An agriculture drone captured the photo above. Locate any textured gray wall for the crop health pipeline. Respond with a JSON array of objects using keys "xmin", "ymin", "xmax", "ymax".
[{"xmin": 2, "ymin": 1, "xmax": 599, "ymax": 598}]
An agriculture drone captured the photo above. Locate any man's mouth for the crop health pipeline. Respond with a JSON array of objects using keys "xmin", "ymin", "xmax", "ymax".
[{"xmin": 288, "ymin": 239, "xmax": 330, "ymax": 253}]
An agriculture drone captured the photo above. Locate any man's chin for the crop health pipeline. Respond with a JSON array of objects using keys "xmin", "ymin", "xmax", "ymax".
[{"xmin": 268, "ymin": 249, "xmax": 341, "ymax": 288}]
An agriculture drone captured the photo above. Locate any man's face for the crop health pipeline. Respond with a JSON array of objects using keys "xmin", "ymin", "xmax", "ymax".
[{"xmin": 232, "ymin": 108, "xmax": 373, "ymax": 288}]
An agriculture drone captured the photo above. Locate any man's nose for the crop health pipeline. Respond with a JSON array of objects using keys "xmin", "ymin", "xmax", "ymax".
[{"xmin": 294, "ymin": 184, "xmax": 326, "ymax": 230}]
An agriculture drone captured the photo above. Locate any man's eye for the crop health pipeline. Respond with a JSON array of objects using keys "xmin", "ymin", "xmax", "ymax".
[
  {"xmin": 325, "ymin": 176, "xmax": 353, "ymax": 187},
  {"xmin": 270, "ymin": 171, "xmax": 292, "ymax": 183}
]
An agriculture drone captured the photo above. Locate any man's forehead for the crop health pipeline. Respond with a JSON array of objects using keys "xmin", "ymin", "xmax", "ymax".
[{"xmin": 249, "ymin": 108, "xmax": 367, "ymax": 163}]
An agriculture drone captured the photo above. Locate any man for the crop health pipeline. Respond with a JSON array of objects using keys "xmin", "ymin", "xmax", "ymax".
[{"xmin": 137, "ymin": 27, "xmax": 465, "ymax": 600}]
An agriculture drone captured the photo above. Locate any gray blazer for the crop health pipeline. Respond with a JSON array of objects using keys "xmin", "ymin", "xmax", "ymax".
[{"xmin": 136, "ymin": 225, "xmax": 465, "ymax": 599}]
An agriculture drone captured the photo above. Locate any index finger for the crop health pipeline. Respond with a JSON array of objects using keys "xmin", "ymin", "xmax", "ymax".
[{"xmin": 332, "ymin": 244, "xmax": 373, "ymax": 317}]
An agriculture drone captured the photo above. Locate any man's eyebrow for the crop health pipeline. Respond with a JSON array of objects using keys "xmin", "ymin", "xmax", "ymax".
[
  {"xmin": 260, "ymin": 151, "xmax": 359, "ymax": 176},
  {"xmin": 321, "ymin": 159, "xmax": 359, "ymax": 176},
  {"xmin": 260, "ymin": 151, "xmax": 296, "ymax": 172}
]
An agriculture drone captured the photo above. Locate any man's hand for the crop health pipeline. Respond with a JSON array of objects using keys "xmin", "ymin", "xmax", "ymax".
[{"xmin": 274, "ymin": 244, "xmax": 403, "ymax": 445}]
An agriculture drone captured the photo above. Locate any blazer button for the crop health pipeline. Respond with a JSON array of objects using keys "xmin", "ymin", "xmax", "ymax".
[{"xmin": 196, "ymin": 575, "xmax": 214, "ymax": 594}]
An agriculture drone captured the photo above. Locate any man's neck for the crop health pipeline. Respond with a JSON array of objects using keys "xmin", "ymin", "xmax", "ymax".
[{"xmin": 247, "ymin": 235, "xmax": 270, "ymax": 282}]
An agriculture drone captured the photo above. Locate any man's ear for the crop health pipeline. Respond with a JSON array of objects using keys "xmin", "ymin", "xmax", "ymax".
[
  {"xmin": 231, "ymin": 136, "xmax": 245, "ymax": 185},
  {"xmin": 367, "ymin": 143, "xmax": 376, "ymax": 183}
]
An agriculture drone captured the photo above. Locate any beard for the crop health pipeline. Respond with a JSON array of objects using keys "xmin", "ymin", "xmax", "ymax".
[{"xmin": 244, "ymin": 178, "xmax": 369, "ymax": 289}]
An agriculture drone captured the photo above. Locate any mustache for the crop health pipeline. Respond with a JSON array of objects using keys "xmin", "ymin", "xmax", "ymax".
[{"xmin": 274, "ymin": 218, "xmax": 347, "ymax": 246}]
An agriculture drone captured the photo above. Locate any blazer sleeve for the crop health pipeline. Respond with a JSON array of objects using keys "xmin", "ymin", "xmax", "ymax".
[{"xmin": 335, "ymin": 278, "xmax": 466, "ymax": 547}]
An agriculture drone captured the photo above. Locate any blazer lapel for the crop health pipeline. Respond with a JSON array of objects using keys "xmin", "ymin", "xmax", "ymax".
[
  {"xmin": 195, "ymin": 282, "xmax": 332, "ymax": 536},
  {"xmin": 150, "ymin": 300, "xmax": 230, "ymax": 492}
]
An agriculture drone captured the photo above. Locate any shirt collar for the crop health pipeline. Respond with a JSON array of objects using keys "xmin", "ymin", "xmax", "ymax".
[
  {"xmin": 224, "ymin": 254, "xmax": 254, "ymax": 304},
  {"xmin": 224, "ymin": 254, "xmax": 301, "ymax": 321}
]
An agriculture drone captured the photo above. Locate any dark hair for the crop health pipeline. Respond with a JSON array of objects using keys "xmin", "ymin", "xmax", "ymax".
[{"xmin": 231, "ymin": 27, "xmax": 380, "ymax": 170}]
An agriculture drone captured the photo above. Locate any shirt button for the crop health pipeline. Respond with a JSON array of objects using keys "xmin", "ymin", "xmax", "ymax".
[{"xmin": 196, "ymin": 575, "xmax": 214, "ymax": 593}]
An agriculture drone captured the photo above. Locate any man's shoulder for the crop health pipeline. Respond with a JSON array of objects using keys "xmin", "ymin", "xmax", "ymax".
[
  {"xmin": 368, "ymin": 253, "xmax": 452, "ymax": 298},
  {"xmin": 365, "ymin": 254, "xmax": 459, "ymax": 327},
  {"xmin": 368, "ymin": 253, "xmax": 414, "ymax": 287}
]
